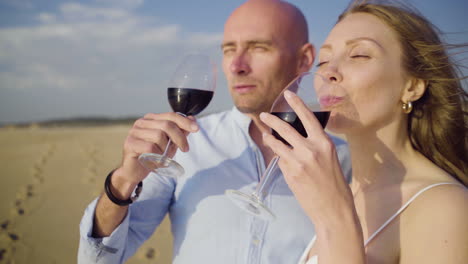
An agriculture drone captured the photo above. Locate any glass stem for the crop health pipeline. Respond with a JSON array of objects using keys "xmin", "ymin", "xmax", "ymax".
[
  {"xmin": 162, "ymin": 139, "xmax": 172, "ymax": 157},
  {"xmin": 254, "ymin": 155, "xmax": 280, "ymax": 201},
  {"xmin": 161, "ymin": 113, "xmax": 184, "ymax": 161}
]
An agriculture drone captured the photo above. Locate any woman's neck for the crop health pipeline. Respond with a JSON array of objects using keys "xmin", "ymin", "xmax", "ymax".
[{"xmin": 346, "ymin": 122, "xmax": 416, "ymax": 191}]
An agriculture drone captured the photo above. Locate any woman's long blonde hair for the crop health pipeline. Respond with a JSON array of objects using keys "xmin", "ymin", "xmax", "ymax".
[{"xmin": 339, "ymin": 0, "xmax": 468, "ymax": 186}]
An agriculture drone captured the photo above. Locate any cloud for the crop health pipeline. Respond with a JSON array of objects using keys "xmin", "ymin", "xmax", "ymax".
[
  {"xmin": 128, "ymin": 24, "xmax": 180, "ymax": 46},
  {"xmin": 190, "ymin": 33, "xmax": 223, "ymax": 47},
  {"xmin": 0, "ymin": 0, "xmax": 33, "ymax": 9},
  {"xmin": 59, "ymin": 2, "xmax": 131, "ymax": 21},
  {"xmin": 0, "ymin": 1, "xmax": 224, "ymax": 123},
  {"xmin": 37, "ymin": 13, "xmax": 57, "ymax": 24},
  {"xmin": 95, "ymin": 0, "xmax": 144, "ymax": 10}
]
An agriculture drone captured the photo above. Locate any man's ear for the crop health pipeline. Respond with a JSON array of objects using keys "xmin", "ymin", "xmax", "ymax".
[
  {"xmin": 401, "ymin": 78, "xmax": 427, "ymax": 103},
  {"xmin": 298, "ymin": 43, "xmax": 315, "ymax": 73}
]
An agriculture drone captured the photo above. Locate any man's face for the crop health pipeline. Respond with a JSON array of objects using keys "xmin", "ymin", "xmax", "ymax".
[{"xmin": 221, "ymin": 6, "xmax": 300, "ymax": 115}]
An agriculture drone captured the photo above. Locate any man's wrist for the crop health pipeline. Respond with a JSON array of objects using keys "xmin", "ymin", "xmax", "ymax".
[
  {"xmin": 104, "ymin": 169, "xmax": 143, "ymax": 206},
  {"xmin": 110, "ymin": 168, "xmax": 140, "ymax": 197}
]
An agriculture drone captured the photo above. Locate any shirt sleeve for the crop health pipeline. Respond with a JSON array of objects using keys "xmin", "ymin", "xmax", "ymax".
[{"xmin": 77, "ymin": 172, "xmax": 176, "ymax": 264}]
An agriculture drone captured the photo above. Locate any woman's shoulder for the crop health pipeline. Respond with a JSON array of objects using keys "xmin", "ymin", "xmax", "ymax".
[
  {"xmin": 400, "ymin": 160, "xmax": 466, "ymax": 228},
  {"xmin": 403, "ymin": 162, "xmax": 466, "ymax": 215},
  {"xmin": 404, "ymin": 179, "xmax": 467, "ymax": 212},
  {"xmin": 400, "ymin": 154, "xmax": 466, "ymax": 227},
  {"xmin": 398, "ymin": 176, "xmax": 467, "ymax": 260}
]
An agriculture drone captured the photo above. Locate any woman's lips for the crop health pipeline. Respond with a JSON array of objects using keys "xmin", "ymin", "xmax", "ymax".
[{"xmin": 319, "ymin": 96, "xmax": 344, "ymax": 108}]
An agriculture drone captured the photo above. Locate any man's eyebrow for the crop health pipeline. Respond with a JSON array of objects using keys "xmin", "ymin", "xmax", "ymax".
[
  {"xmin": 221, "ymin": 42, "xmax": 235, "ymax": 49},
  {"xmin": 221, "ymin": 40, "xmax": 273, "ymax": 49},
  {"xmin": 246, "ymin": 40, "xmax": 273, "ymax": 46}
]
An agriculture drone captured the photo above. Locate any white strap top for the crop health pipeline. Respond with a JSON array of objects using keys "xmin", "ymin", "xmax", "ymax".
[{"xmin": 297, "ymin": 182, "xmax": 463, "ymax": 264}]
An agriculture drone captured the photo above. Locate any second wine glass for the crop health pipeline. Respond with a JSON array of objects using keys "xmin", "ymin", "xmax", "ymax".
[
  {"xmin": 225, "ymin": 71, "xmax": 330, "ymax": 220},
  {"xmin": 138, "ymin": 54, "xmax": 216, "ymax": 178}
]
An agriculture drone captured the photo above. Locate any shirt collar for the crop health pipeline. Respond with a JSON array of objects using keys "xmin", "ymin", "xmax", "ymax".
[{"xmin": 230, "ymin": 106, "xmax": 252, "ymax": 134}]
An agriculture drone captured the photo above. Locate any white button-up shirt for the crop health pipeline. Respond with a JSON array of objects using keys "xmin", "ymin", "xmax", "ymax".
[{"xmin": 78, "ymin": 107, "xmax": 351, "ymax": 264}]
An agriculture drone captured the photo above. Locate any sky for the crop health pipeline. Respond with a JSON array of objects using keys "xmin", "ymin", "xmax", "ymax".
[{"xmin": 0, "ymin": 0, "xmax": 467, "ymax": 124}]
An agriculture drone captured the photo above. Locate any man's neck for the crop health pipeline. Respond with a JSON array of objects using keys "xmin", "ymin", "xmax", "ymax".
[{"xmin": 248, "ymin": 113, "xmax": 275, "ymax": 166}]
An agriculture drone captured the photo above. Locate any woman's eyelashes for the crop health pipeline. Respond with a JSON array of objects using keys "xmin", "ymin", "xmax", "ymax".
[
  {"xmin": 350, "ymin": 54, "xmax": 370, "ymax": 59},
  {"xmin": 317, "ymin": 49, "xmax": 372, "ymax": 67},
  {"xmin": 316, "ymin": 61, "xmax": 328, "ymax": 67},
  {"xmin": 349, "ymin": 46, "xmax": 372, "ymax": 60}
]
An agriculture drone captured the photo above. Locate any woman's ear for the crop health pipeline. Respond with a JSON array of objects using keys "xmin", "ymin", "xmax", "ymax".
[
  {"xmin": 298, "ymin": 43, "xmax": 315, "ymax": 73},
  {"xmin": 401, "ymin": 78, "xmax": 427, "ymax": 103}
]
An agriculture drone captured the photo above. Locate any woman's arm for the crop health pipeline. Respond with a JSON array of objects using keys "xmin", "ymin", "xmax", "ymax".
[{"xmin": 260, "ymin": 90, "xmax": 365, "ymax": 263}]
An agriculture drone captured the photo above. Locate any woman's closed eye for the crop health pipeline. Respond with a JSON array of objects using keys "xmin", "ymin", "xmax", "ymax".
[
  {"xmin": 350, "ymin": 54, "xmax": 370, "ymax": 59},
  {"xmin": 316, "ymin": 61, "xmax": 329, "ymax": 67}
]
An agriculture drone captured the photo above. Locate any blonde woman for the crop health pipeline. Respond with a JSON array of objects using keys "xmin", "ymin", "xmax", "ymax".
[{"xmin": 260, "ymin": 1, "xmax": 468, "ymax": 263}]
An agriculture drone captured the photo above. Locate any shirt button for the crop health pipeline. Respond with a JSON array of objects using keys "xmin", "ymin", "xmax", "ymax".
[{"xmin": 252, "ymin": 237, "xmax": 261, "ymax": 245}]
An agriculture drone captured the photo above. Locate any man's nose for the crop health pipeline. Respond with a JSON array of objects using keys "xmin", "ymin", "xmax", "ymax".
[{"xmin": 230, "ymin": 51, "xmax": 251, "ymax": 75}]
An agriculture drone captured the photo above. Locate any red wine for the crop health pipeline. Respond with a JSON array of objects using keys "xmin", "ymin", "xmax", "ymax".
[
  {"xmin": 167, "ymin": 88, "xmax": 214, "ymax": 116},
  {"xmin": 271, "ymin": 111, "xmax": 330, "ymax": 145}
]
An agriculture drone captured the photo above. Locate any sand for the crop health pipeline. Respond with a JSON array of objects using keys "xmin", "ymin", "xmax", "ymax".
[{"xmin": 0, "ymin": 125, "xmax": 173, "ymax": 264}]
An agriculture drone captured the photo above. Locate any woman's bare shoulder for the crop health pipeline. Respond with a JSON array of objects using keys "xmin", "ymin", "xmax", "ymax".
[
  {"xmin": 403, "ymin": 162, "xmax": 466, "ymax": 214},
  {"xmin": 399, "ymin": 174, "xmax": 467, "ymax": 262}
]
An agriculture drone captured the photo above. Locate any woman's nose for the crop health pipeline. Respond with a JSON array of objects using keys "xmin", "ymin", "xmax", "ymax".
[{"xmin": 320, "ymin": 61, "xmax": 343, "ymax": 83}]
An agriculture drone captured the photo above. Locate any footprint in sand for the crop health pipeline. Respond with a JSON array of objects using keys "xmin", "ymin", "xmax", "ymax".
[
  {"xmin": 46, "ymin": 143, "xmax": 56, "ymax": 156},
  {"xmin": 80, "ymin": 145, "xmax": 100, "ymax": 185},
  {"xmin": 0, "ymin": 248, "xmax": 6, "ymax": 261},
  {"xmin": 30, "ymin": 143, "xmax": 55, "ymax": 189},
  {"xmin": 8, "ymin": 151, "xmax": 45, "ymax": 220},
  {"xmin": 31, "ymin": 161, "xmax": 44, "ymax": 182},
  {"xmin": 84, "ymin": 166, "xmax": 98, "ymax": 184},
  {"xmin": 0, "ymin": 238, "xmax": 32, "ymax": 263},
  {"xmin": 145, "ymin": 247, "xmax": 157, "ymax": 259},
  {"xmin": 0, "ymin": 142, "xmax": 55, "ymax": 263},
  {"xmin": 1, "ymin": 184, "xmax": 40, "ymax": 262},
  {"xmin": 0, "ymin": 219, "xmax": 26, "ymax": 263},
  {"xmin": 1, "ymin": 212, "xmax": 50, "ymax": 263},
  {"xmin": 135, "ymin": 247, "xmax": 159, "ymax": 261},
  {"xmin": 31, "ymin": 146, "xmax": 51, "ymax": 184}
]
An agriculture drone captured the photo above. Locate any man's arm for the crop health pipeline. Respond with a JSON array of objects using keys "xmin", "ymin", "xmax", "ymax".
[
  {"xmin": 91, "ymin": 112, "xmax": 197, "ymax": 237},
  {"xmin": 92, "ymin": 168, "xmax": 137, "ymax": 237},
  {"xmin": 78, "ymin": 112, "xmax": 198, "ymax": 263}
]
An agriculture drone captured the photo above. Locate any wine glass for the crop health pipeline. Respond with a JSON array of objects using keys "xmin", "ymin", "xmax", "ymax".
[
  {"xmin": 138, "ymin": 54, "xmax": 216, "ymax": 177},
  {"xmin": 225, "ymin": 71, "xmax": 330, "ymax": 220}
]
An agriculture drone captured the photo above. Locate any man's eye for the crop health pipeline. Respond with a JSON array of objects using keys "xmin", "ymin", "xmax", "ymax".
[
  {"xmin": 223, "ymin": 48, "xmax": 235, "ymax": 55},
  {"xmin": 253, "ymin": 46, "xmax": 267, "ymax": 51}
]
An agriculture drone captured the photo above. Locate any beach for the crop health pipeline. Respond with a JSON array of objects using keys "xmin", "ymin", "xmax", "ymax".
[{"xmin": 0, "ymin": 125, "xmax": 173, "ymax": 263}]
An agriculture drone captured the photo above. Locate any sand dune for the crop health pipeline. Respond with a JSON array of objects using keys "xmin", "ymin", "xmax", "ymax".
[{"xmin": 0, "ymin": 125, "xmax": 173, "ymax": 263}]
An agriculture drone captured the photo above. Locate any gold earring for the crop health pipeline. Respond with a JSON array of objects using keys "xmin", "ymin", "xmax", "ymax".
[{"xmin": 402, "ymin": 101, "xmax": 413, "ymax": 114}]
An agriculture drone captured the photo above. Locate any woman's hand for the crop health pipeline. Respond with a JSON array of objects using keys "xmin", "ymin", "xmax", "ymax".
[{"xmin": 259, "ymin": 90, "xmax": 353, "ymax": 226}]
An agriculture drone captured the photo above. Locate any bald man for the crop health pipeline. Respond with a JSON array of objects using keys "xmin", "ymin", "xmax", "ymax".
[{"xmin": 78, "ymin": 0, "xmax": 351, "ymax": 263}]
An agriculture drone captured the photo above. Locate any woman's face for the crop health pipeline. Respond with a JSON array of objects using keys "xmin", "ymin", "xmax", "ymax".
[{"xmin": 315, "ymin": 12, "xmax": 411, "ymax": 134}]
